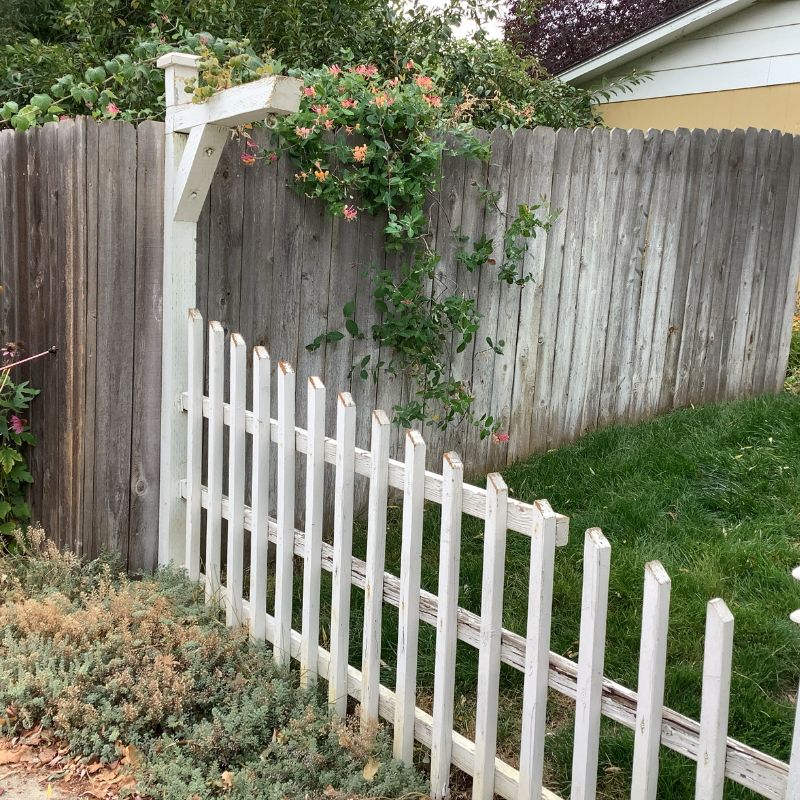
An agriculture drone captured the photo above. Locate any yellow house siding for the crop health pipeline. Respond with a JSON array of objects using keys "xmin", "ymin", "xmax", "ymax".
[{"xmin": 596, "ymin": 84, "xmax": 800, "ymax": 133}]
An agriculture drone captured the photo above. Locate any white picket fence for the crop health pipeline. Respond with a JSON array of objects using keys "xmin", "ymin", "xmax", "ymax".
[{"xmin": 178, "ymin": 309, "xmax": 799, "ymax": 800}]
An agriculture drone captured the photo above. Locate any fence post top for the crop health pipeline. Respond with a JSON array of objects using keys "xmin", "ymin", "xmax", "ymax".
[{"xmin": 156, "ymin": 52, "xmax": 201, "ymax": 70}]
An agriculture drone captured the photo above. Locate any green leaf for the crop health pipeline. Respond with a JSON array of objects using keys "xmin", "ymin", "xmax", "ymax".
[
  {"xmin": 30, "ymin": 93, "xmax": 53, "ymax": 111},
  {"xmin": 0, "ymin": 501, "xmax": 11, "ymax": 520},
  {"xmin": 326, "ymin": 331, "xmax": 345, "ymax": 343},
  {"xmin": 345, "ymin": 319, "xmax": 360, "ymax": 337},
  {"xmin": 343, "ymin": 300, "xmax": 356, "ymax": 318}
]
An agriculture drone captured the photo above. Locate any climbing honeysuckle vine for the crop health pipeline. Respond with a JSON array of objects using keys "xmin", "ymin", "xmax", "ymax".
[{"xmin": 192, "ymin": 48, "xmax": 554, "ymax": 439}]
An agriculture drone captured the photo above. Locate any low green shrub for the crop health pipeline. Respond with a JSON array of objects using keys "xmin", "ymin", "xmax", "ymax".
[{"xmin": 0, "ymin": 530, "xmax": 427, "ymax": 800}]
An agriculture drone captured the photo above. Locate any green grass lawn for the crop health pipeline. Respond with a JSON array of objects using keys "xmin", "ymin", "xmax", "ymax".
[{"xmin": 331, "ymin": 389, "xmax": 800, "ymax": 799}]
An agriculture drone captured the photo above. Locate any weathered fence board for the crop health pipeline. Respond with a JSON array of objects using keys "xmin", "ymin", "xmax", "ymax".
[{"xmin": 0, "ymin": 118, "xmax": 798, "ymax": 570}]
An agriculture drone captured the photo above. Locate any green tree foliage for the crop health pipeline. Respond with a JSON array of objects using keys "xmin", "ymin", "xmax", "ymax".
[{"xmin": 0, "ymin": 0, "xmax": 600, "ymax": 130}]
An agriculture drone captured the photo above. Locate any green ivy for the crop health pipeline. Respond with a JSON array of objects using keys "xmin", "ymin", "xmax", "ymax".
[
  {"xmin": 0, "ymin": 364, "xmax": 38, "ymax": 537},
  {"xmin": 190, "ymin": 53, "xmax": 553, "ymax": 437}
]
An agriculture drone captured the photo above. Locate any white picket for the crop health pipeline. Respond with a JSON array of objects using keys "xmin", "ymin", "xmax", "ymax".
[
  {"xmin": 185, "ymin": 309, "xmax": 203, "ymax": 582},
  {"xmin": 394, "ymin": 429, "xmax": 427, "ymax": 764},
  {"xmin": 695, "ymin": 599, "xmax": 735, "ymax": 800},
  {"xmin": 473, "ymin": 473, "xmax": 509, "ymax": 800},
  {"xmin": 249, "ymin": 346, "xmax": 270, "ymax": 641},
  {"xmin": 274, "ymin": 360, "xmax": 296, "ymax": 666},
  {"xmin": 178, "ymin": 320, "xmax": 799, "ymax": 800},
  {"xmin": 329, "ymin": 392, "xmax": 357, "ymax": 717},
  {"xmin": 204, "ymin": 320, "xmax": 225, "ymax": 604},
  {"xmin": 430, "ymin": 452, "xmax": 464, "ymax": 800},
  {"xmin": 518, "ymin": 500, "xmax": 557, "ymax": 800},
  {"xmin": 225, "ymin": 333, "xmax": 246, "ymax": 627},
  {"xmin": 300, "ymin": 376, "xmax": 326, "ymax": 687},
  {"xmin": 361, "ymin": 410, "xmax": 392, "ymax": 728},
  {"xmin": 787, "ymin": 676, "xmax": 800, "ymax": 799},
  {"xmin": 630, "ymin": 561, "xmax": 672, "ymax": 800},
  {"xmin": 789, "ymin": 566, "xmax": 800, "ymax": 799},
  {"xmin": 570, "ymin": 528, "xmax": 611, "ymax": 800}
]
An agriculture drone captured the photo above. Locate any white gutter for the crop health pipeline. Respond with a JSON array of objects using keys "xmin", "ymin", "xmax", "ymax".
[{"xmin": 558, "ymin": 0, "xmax": 759, "ymax": 83}]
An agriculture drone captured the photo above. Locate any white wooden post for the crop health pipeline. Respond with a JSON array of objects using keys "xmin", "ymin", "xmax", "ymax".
[
  {"xmin": 205, "ymin": 321, "xmax": 225, "ymax": 604},
  {"xmin": 694, "ymin": 598, "xmax": 734, "ymax": 800},
  {"xmin": 226, "ymin": 333, "xmax": 246, "ymax": 627},
  {"xmin": 329, "ymin": 392, "xmax": 357, "ymax": 717},
  {"xmin": 274, "ymin": 361, "xmax": 296, "ymax": 666},
  {"xmin": 157, "ymin": 52, "xmax": 201, "ymax": 568},
  {"xmin": 518, "ymin": 500, "xmax": 557, "ymax": 800},
  {"xmin": 185, "ymin": 308, "xmax": 203, "ymax": 582},
  {"xmin": 157, "ymin": 53, "xmax": 300, "ymax": 568},
  {"xmin": 300, "ymin": 376, "xmax": 326, "ymax": 686},
  {"xmin": 361, "ymin": 410, "xmax": 392, "ymax": 728},
  {"xmin": 788, "ymin": 566, "xmax": 800, "ymax": 798},
  {"xmin": 249, "ymin": 346, "xmax": 271, "ymax": 641},
  {"xmin": 394, "ymin": 429, "xmax": 427, "ymax": 763},
  {"xmin": 473, "ymin": 473, "xmax": 509, "ymax": 800},
  {"xmin": 431, "ymin": 452, "xmax": 464, "ymax": 800},
  {"xmin": 570, "ymin": 528, "xmax": 611, "ymax": 800},
  {"xmin": 630, "ymin": 561, "xmax": 672, "ymax": 800}
]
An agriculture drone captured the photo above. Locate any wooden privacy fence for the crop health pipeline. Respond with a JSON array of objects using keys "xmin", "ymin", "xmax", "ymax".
[
  {"xmin": 182, "ymin": 309, "xmax": 799, "ymax": 800},
  {"xmin": 0, "ymin": 119, "xmax": 799, "ymax": 570}
]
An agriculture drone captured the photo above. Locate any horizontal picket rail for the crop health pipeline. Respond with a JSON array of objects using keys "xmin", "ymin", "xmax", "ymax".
[{"xmin": 178, "ymin": 310, "xmax": 796, "ymax": 800}]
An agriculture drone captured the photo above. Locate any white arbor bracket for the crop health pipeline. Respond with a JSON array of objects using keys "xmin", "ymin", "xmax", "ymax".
[{"xmin": 156, "ymin": 52, "xmax": 301, "ymax": 567}]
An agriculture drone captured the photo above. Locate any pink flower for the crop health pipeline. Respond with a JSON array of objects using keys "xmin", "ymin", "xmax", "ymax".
[
  {"xmin": 405, "ymin": 59, "xmax": 415, "ymax": 71},
  {"xmin": 388, "ymin": 77, "xmax": 400, "ymax": 87},
  {"xmin": 106, "ymin": 102, "xmax": 120, "ymax": 116},
  {"xmin": 268, "ymin": 152, "xmax": 279, "ymax": 163},
  {"xmin": 423, "ymin": 94, "xmax": 442, "ymax": 108},
  {"xmin": 340, "ymin": 98, "xmax": 358, "ymax": 109},
  {"xmin": 59, "ymin": 114, "xmax": 70, "ymax": 121},
  {"xmin": 246, "ymin": 138, "xmax": 259, "ymax": 150},
  {"xmin": 352, "ymin": 144, "xmax": 368, "ymax": 162},
  {"xmin": 303, "ymin": 86, "xmax": 316, "ymax": 97},
  {"xmin": 492, "ymin": 431, "xmax": 510, "ymax": 444},
  {"xmin": 373, "ymin": 92, "xmax": 394, "ymax": 108},
  {"xmin": 295, "ymin": 126, "xmax": 313, "ymax": 139},
  {"xmin": 311, "ymin": 103, "xmax": 330, "ymax": 116},
  {"xmin": 323, "ymin": 118, "xmax": 334, "ymax": 130},
  {"xmin": 415, "ymin": 75, "xmax": 434, "ymax": 91},
  {"xmin": 328, "ymin": 64, "xmax": 342, "ymax": 76},
  {"xmin": 343, "ymin": 205, "xmax": 358, "ymax": 221},
  {"xmin": 352, "ymin": 64, "xmax": 378, "ymax": 78},
  {"xmin": 240, "ymin": 152, "xmax": 256, "ymax": 165},
  {"xmin": 10, "ymin": 415, "xmax": 25, "ymax": 434}
]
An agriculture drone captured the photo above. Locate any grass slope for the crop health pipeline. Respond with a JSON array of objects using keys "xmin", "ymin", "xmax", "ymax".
[{"xmin": 343, "ymin": 392, "xmax": 800, "ymax": 799}]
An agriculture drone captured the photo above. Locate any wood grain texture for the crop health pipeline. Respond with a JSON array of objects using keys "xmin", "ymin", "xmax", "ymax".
[{"xmin": 3, "ymin": 120, "xmax": 798, "ymax": 565}]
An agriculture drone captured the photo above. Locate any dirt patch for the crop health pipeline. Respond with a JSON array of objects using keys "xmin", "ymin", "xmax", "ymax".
[
  {"xmin": 0, "ymin": 770, "xmax": 76, "ymax": 800},
  {"xmin": 0, "ymin": 731, "xmax": 139, "ymax": 800}
]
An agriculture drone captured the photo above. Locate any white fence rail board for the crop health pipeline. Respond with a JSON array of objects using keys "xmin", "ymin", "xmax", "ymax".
[
  {"xmin": 274, "ymin": 361, "xmax": 296, "ymax": 666},
  {"xmin": 394, "ymin": 430, "xmax": 426, "ymax": 763},
  {"xmin": 178, "ymin": 311, "xmax": 798, "ymax": 800},
  {"xmin": 430, "ymin": 452, "xmax": 464, "ymax": 800},
  {"xmin": 300, "ymin": 376, "xmax": 325, "ymax": 685},
  {"xmin": 570, "ymin": 529, "xmax": 611, "ymax": 800},
  {"xmin": 695, "ymin": 599, "xmax": 735, "ymax": 800},
  {"xmin": 249, "ymin": 346, "xmax": 270, "ymax": 642},
  {"xmin": 361, "ymin": 410, "xmax": 392, "ymax": 727},
  {"xmin": 630, "ymin": 561, "xmax": 672, "ymax": 800},
  {"xmin": 329, "ymin": 392, "xmax": 357, "ymax": 717},
  {"xmin": 473, "ymin": 473, "xmax": 509, "ymax": 800}
]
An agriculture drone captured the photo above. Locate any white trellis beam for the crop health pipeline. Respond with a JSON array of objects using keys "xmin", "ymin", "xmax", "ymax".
[
  {"xmin": 165, "ymin": 75, "xmax": 302, "ymax": 134},
  {"xmin": 156, "ymin": 52, "xmax": 300, "ymax": 568}
]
